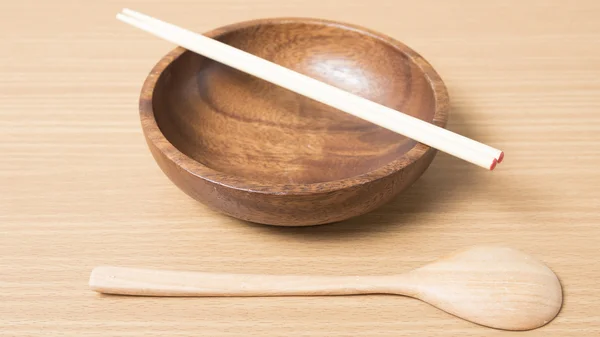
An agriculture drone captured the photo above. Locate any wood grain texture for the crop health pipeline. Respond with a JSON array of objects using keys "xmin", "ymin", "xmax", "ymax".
[
  {"xmin": 142, "ymin": 18, "xmax": 447, "ymax": 225},
  {"xmin": 1, "ymin": 0, "xmax": 599, "ymax": 336}
]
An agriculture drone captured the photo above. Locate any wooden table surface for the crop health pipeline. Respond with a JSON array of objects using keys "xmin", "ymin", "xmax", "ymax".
[{"xmin": 2, "ymin": 0, "xmax": 599, "ymax": 335}]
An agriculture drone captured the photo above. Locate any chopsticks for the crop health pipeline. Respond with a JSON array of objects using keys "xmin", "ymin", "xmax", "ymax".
[{"xmin": 117, "ymin": 9, "xmax": 504, "ymax": 170}]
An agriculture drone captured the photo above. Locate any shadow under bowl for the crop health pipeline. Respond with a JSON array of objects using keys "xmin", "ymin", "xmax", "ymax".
[{"xmin": 139, "ymin": 17, "xmax": 449, "ymax": 226}]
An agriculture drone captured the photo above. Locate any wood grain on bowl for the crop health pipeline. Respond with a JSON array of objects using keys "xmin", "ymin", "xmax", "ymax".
[{"xmin": 139, "ymin": 18, "xmax": 449, "ymax": 226}]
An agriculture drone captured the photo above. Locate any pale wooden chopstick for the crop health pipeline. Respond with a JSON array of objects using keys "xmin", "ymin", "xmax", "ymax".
[{"xmin": 117, "ymin": 9, "xmax": 503, "ymax": 170}]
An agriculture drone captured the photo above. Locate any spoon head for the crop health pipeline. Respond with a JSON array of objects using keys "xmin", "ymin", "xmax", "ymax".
[{"xmin": 412, "ymin": 246, "xmax": 562, "ymax": 331}]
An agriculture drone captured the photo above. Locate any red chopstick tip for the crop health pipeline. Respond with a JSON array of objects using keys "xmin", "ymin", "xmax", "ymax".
[
  {"xmin": 489, "ymin": 158, "xmax": 498, "ymax": 171},
  {"xmin": 498, "ymin": 151, "xmax": 504, "ymax": 163}
]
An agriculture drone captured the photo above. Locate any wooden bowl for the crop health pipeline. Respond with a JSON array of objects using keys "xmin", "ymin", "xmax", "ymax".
[{"xmin": 139, "ymin": 18, "xmax": 449, "ymax": 226}]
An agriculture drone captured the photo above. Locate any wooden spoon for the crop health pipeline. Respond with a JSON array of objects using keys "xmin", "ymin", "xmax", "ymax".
[{"xmin": 89, "ymin": 246, "xmax": 562, "ymax": 330}]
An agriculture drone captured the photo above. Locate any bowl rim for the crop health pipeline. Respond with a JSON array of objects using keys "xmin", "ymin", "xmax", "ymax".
[{"xmin": 139, "ymin": 17, "xmax": 449, "ymax": 195}]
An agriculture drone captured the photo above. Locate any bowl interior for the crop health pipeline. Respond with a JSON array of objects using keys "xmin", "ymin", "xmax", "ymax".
[{"xmin": 151, "ymin": 20, "xmax": 436, "ymax": 185}]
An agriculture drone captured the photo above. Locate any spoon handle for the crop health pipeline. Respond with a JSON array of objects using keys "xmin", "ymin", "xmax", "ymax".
[{"xmin": 90, "ymin": 266, "xmax": 392, "ymax": 297}]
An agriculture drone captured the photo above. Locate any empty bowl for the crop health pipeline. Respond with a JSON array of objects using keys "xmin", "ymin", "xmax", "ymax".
[{"xmin": 139, "ymin": 17, "xmax": 449, "ymax": 226}]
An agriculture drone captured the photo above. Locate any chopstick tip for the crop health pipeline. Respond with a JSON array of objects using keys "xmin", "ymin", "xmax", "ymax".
[
  {"xmin": 116, "ymin": 8, "xmax": 132, "ymax": 19},
  {"xmin": 498, "ymin": 151, "xmax": 504, "ymax": 164},
  {"xmin": 489, "ymin": 158, "xmax": 498, "ymax": 171}
]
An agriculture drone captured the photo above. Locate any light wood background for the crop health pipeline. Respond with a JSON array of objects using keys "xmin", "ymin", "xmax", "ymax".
[{"xmin": 2, "ymin": 0, "xmax": 599, "ymax": 336}]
